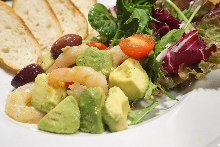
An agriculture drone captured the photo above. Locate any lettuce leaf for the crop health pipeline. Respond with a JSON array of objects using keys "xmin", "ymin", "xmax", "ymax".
[
  {"xmin": 151, "ymin": 8, "xmax": 181, "ymax": 38},
  {"xmin": 143, "ymin": 54, "xmax": 163, "ymax": 82},
  {"xmin": 143, "ymin": 29, "xmax": 184, "ymax": 82},
  {"xmin": 196, "ymin": 3, "xmax": 220, "ymax": 48},
  {"xmin": 111, "ymin": 0, "xmax": 154, "ymax": 46},
  {"xmin": 154, "ymin": 29, "xmax": 184, "ymax": 54},
  {"xmin": 157, "ymin": 48, "xmax": 220, "ymax": 90},
  {"xmin": 162, "ymin": 30, "xmax": 216, "ymax": 76},
  {"xmin": 88, "ymin": 3, "xmax": 117, "ymax": 39},
  {"xmin": 144, "ymin": 80, "xmax": 157, "ymax": 100},
  {"xmin": 128, "ymin": 100, "xmax": 158, "ymax": 125},
  {"xmin": 89, "ymin": 0, "xmax": 155, "ymax": 46},
  {"xmin": 125, "ymin": 8, "xmax": 151, "ymax": 33}
]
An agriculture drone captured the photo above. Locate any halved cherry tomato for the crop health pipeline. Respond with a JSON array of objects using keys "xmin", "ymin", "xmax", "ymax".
[
  {"xmin": 119, "ymin": 34, "xmax": 155, "ymax": 59},
  {"xmin": 87, "ymin": 41, "xmax": 108, "ymax": 50}
]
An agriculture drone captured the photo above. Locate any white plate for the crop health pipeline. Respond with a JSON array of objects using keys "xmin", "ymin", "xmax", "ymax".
[{"xmin": 1, "ymin": 0, "xmax": 220, "ymax": 147}]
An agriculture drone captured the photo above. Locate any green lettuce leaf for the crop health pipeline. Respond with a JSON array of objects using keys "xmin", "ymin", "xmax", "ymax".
[
  {"xmin": 128, "ymin": 100, "xmax": 158, "ymax": 125},
  {"xmin": 88, "ymin": 3, "xmax": 117, "ymax": 39},
  {"xmin": 125, "ymin": 8, "xmax": 150, "ymax": 33},
  {"xmin": 144, "ymin": 80, "xmax": 157, "ymax": 100},
  {"xmin": 154, "ymin": 29, "xmax": 184, "ymax": 54},
  {"xmin": 143, "ymin": 54, "xmax": 163, "ymax": 82},
  {"xmin": 143, "ymin": 29, "xmax": 184, "ymax": 82},
  {"xmin": 196, "ymin": 4, "xmax": 220, "ymax": 48},
  {"xmin": 112, "ymin": 0, "xmax": 154, "ymax": 46}
]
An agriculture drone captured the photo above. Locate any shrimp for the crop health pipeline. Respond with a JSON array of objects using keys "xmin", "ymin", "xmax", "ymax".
[
  {"xmin": 47, "ymin": 44, "xmax": 127, "ymax": 73},
  {"xmin": 5, "ymin": 83, "xmax": 45, "ymax": 124},
  {"xmin": 46, "ymin": 44, "xmax": 89, "ymax": 73},
  {"xmin": 108, "ymin": 45, "xmax": 128, "ymax": 68},
  {"xmin": 48, "ymin": 66, "xmax": 108, "ymax": 93}
]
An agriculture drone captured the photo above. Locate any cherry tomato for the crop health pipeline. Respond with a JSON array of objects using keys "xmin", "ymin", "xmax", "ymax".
[
  {"xmin": 119, "ymin": 34, "xmax": 155, "ymax": 59},
  {"xmin": 87, "ymin": 41, "xmax": 108, "ymax": 50}
]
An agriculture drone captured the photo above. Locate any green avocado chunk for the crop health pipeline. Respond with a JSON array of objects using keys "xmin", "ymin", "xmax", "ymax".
[
  {"xmin": 40, "ymin": 52, "xmax": 54, "ymax": 71},
  {"xmin": 103, "ymin": 87, "xmax": 130, "ymax": 132},
  {"xmin": 109, "ymin": 58, "xmax": 149, "ymax": 101},
  {"xmin": 38, "ymin": 96, "xmax": 80, "ymax": 134},
  {"xmin": 76, "ymin": 47, "xmax": 112, "ymax": 76},
  {"xmin": 32, "ymin": 73, "xmax": 66, "ymax": 113},
  {"xmin": 79, "ymin": 87, "xmax": 106, "ymax": 134}
]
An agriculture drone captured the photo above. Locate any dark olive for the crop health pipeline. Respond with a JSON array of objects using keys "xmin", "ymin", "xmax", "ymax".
[
  {"xmin": 51, "ymin": 34, "xmax": 82, "ymax": 59},
  {"xmin": 11, "ymin": 64, "xmax": 44, "ymax": 88}
]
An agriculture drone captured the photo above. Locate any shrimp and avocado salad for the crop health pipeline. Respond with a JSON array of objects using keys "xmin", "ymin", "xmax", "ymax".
[{"xmin": 5, "ymin": 0, "xmax": 220, "ymax": 134}]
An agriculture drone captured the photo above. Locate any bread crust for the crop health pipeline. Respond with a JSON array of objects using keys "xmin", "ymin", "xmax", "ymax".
[
  {"xmin": 1, "ymin": 1, "xmax": 41, "ymax": 52},
  {"xmin": 71, "ymin": 0, "xmax": 98, "ymax": 37},
  {"xmin": 68, "ymin": 0, "xmax": 88, "ymax": 39},
  {"xmin": 13, "ymin": 0, "xmax": 63, "ymax": 53},
  {"xmin": 0, "ymin": 1, "xmax": 42, "ymax": 72},
  {"xmin": 47, "ymin": 0, "xmax": 88, "ymax": 39},
  {"xmin": 13, "ymin": 0, "xmax": 62, "ymax": 35},
  {"xmin": 43, "ymin": 0, "xmax": 63, "ymax": 34}
]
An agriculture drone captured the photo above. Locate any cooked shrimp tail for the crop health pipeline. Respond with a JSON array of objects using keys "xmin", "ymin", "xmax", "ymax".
[
  {"xmin": 46, "ymin": 44, "xmax": 89, "ymax": 73},
  {"xmin": 108, "ymin": 45, "xmax": 128, "ymax": 68},
  {"xmin": 5, "ymin": 83, "xmax": 45, "ymax": 124},
  {"xmin": 48, "ymin": 66, "xmax": 108, "ymax": 94}
]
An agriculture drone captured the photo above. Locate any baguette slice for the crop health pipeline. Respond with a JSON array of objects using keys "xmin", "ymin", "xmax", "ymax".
[
  {"xmin": 13, "ymin": 0, "xmax": 62, "ymax": 53},
  {"xmin": 0, "ymin": 1, "xmax": 41, "ymax": 71},
  {"xmin": 47, "ymin": 0, "xmax": 88, "ymax": 39},
  {"xmin": 71, "ymin": 0, "xmax": 99, "ymax": 37}
]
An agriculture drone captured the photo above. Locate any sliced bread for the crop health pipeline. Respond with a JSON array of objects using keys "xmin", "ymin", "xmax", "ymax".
[
  {"xmin": 71, "ymin": 0, "xmax": 99, "ymax": 37},
  {"xmin": 47, "ymin": 0, "xmax": 88, "ymax": 39},
  {"xmin": 13, "ymin": 0, "xmax": 62, "ymax": 53},
  {"xmin": 0, "ymin": 1, "xmax": 41, "ymax": 72}
]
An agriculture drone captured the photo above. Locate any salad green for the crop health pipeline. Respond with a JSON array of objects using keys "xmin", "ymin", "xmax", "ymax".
[
  {"xmin": 197, "ymin": 3, "xmax": 220, "ymax": 48},
  {"xmin": 128, "ymin": 100, "xmax": 158, "ymax": 125},
  {"xmin": 89, "ymin": 0, "xmax": 155, "ymax": 46},
  {"xmin": 88, "ymin": 3, "xmax": 117, "ymax": 40}
]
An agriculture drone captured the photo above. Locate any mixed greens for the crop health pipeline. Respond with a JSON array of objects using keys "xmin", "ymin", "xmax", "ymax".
[
  {"xmin": 89, "ymin": 0, "xmax": 220, "ymax": 86},
  {"xmin": 89, "ymin": 0, "xmax": 155, "ymax": 46},
  {"xmin": 88, "ymin": 0, "xmax": 220, "ymax": 124}
]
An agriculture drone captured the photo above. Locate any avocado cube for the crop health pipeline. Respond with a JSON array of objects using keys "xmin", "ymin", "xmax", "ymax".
[
  {"xmin": 79, "ymin": 87, "xmax": 106, "ymax": 134},
  {"xmin": 76, "ymin": 47, "xmax": 112, "ymax": 77},
  {"xmin": 103, "ymin": 87, "xmax": 130, "ymax": 132},
  {"xmin": 109, "ymin": 58, "xmax": 149, "ymax": 101},
  {"xmin": 38, "ymin": 96, "xmax": 80, "ymax": 134},
  {"xmin": 40, "ymin": 52, "xmax": 54, "ymax": 71},
  {"xmin": 32, "ymin": 73, "xmax": 66, "ymax": 113}
]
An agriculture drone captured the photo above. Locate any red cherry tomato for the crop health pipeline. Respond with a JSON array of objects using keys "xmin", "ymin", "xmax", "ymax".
[
  {"xmin": 119, "ymin": 34, "xmax": 155, "ymax": 59},
  {"xmin": 87, "ymin": 41, "xmax": 108, "ymax": 50}
]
